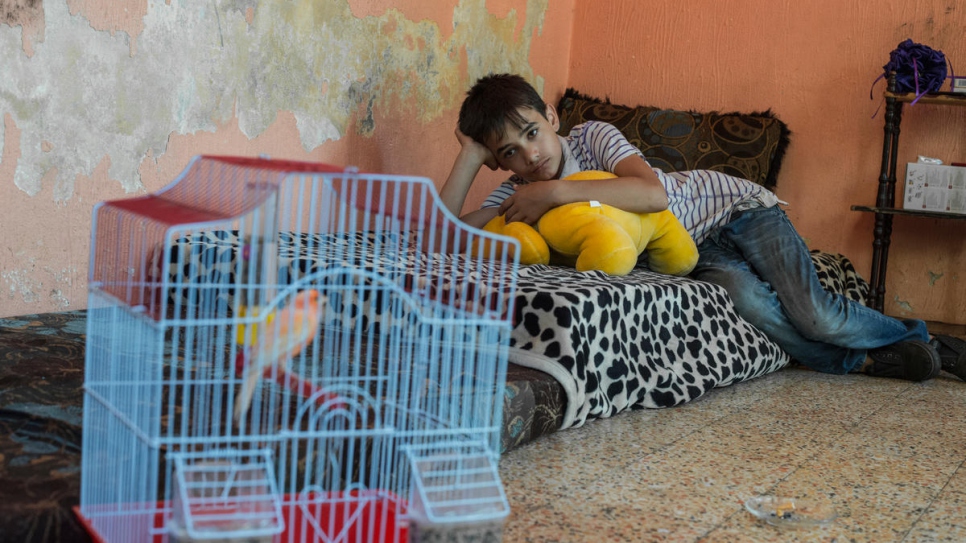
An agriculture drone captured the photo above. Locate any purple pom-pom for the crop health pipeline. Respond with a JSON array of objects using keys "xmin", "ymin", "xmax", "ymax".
[{"xmin": 883, "ymin": 39, "xmax": 948, "ymax": 96}]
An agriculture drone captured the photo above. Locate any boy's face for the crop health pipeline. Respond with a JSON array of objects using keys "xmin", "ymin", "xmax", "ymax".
[{"xmin": 485, "ymin": 104, "xmax": 564, "ymax": 182}]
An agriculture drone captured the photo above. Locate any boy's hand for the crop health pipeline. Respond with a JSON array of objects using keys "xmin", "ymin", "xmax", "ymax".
[
  {"xmin": 498, "ymin": 180, "xmax": 559, "ymax": 225},
  {"xmin": 440, "ymin": 128, "xmax": 505, "ymax": 219},
  {"xmin": 456, "ymin": 128, "xmax": 501, "ymax": 171}
]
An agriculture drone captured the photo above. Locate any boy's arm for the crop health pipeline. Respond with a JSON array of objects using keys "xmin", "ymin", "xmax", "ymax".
[
  {"xmin": 439, "ymin": 129, "xmax": 502, "ymax": 227},
  {"xmin": 456, "ymin": 207, "xmax": 500, "ymax": 229},
  {"xmin": 498, "ymin": 154, "xmax": 669, "ymax": 225}
]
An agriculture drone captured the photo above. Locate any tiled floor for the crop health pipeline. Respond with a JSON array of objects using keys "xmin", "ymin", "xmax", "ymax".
[{"xmin": 499, "ymin": 365, "xmax": 966, "ymax": 542}]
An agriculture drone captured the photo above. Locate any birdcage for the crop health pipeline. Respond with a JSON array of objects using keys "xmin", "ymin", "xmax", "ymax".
[{"xmin": 74, "ymin": 156, "xmax": 519, "ymax": 542}]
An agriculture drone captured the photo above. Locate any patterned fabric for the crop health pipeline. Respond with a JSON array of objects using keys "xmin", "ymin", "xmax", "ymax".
[
  {"xmin": 556, "ymin": 89, "xmax": 791, "ymax": 191},
  {"xmin": 809, "ymin": 249, "xmax": 871, "ymax": 306},
  {"xmin": 508, "ymin": 265, "xmax": 790, "ymax": 428},
  {"xmin": 161, "ymin": 233, "xmax": 872, "ymax": 431},
  {"xmin": 167, "ymin": 232, "xmax": 868, "ymax": 432},
  {"xmin": 0, "ymin": 311, "xmax": 91, "ymax": 543},
  {"xmin": 0, "ymin": 309, "xmax": 560, "ymax": 543},
  {"xmin": 506, "ymin": 252, "xmax": 868, "ymax": 425},
  {"xmin": 502, "ymin": 364, "xmax": 566, "ymax": 451}
]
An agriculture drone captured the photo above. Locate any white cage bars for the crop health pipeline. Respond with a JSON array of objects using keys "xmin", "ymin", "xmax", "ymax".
[{"xmin": 77, "ymin": 156, "xmax": 519, "ymax": 542}]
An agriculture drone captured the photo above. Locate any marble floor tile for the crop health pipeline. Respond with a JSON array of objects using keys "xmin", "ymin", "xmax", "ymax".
[
  {"xmin": 905, "ymin": 489, "xmax": 966, "ymax": 542},
  {"xmin": 767, "ymin": 464, "xmax": 940, "ymax": 542},
  {"xmin": 499, "ymin": 368, "xmax": 966, "ymax": 542},
  {"xmin": 945, "ymin": 465, "xmax": 966, "ymax": 494}
]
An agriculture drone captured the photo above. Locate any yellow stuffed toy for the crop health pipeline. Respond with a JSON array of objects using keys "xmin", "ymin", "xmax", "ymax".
[{"xmin": 479, "ymin": 171, "xmax": 698, "ymax": 276}]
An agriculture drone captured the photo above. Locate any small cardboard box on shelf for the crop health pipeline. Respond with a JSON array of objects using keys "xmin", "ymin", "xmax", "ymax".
[{"xmin": 903, "ymin": 162, "xmax": 966, "ymax": 214}]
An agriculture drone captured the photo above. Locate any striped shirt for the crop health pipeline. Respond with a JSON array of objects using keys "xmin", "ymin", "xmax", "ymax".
[{"xmin": 481, "ymin": 120, "xmax": 781, "ymax": 245}]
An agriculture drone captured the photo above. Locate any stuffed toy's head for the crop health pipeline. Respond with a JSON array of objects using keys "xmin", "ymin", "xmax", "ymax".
[{"xmin": 479, "ymin": 171, "xmax": 698, "ymax": 276}]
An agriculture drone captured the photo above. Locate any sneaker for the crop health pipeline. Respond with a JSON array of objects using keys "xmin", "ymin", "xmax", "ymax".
[
  {"xmin": 930, "ymin": 334, "xmax": 966, "ymax": 381},
  {"xmin": 865, "ymin": 340, "xmax": 941, "ymax": 382}
]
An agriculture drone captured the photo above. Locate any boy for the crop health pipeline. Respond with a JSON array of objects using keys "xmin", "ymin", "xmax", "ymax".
[
  {"xmin": 440, "ymin": 73, "xmax": 965, "ymax": 382},
  {"xmin": 439, "ymin": 74, "xmax": 669, "ymax": 230}
]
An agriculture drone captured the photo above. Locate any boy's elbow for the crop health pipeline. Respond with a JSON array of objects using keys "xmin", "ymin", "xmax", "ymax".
[
  {"xmin": 644, "ymin": 188, "xmax": 669, "ymax": 212},
  {"xmin": 639, "ymin": 176, "xmax": 668, "ymax": 212}
]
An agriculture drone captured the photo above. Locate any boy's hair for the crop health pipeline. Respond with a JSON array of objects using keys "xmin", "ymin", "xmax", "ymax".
[{"xmin": 458, "ymin": 73, "xmax": 548, "ymax": 145}]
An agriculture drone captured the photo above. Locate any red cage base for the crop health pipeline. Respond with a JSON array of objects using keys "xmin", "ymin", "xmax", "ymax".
[{"xmin": 73, "ymin": 490, "xmax": 409, "ymax": 543}]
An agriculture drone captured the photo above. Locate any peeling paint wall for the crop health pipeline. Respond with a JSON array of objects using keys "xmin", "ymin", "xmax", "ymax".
[
  {"xmin": 3, "ymin": 0, "xmax": 550, "ymax": 199},
  {"xmin": 1, "ymin": 0, "xmax": 45, "ymax": 56},
  {"xmin": 0, "ymin": 0, "xmax": 575, "ymax": 317}
]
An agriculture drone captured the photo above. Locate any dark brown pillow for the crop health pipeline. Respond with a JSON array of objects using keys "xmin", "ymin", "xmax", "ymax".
[{"xmin": 557, "ymin": 89, "xmax": 791, "ymax": 190}]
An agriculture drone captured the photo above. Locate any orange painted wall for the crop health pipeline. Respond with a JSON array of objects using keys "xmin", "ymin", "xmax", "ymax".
[
  {"xmin": 567, "ymin": 0, "xmax": 966, "ymax": 324},
  {"xmin": 4, "ymin": 0, "xmax": 963, "ymax": 325}
]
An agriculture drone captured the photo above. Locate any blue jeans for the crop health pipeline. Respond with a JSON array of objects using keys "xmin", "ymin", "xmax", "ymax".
[{"xmin": 691, "ymin": 205, "xmax": 929, "ymax": 374}]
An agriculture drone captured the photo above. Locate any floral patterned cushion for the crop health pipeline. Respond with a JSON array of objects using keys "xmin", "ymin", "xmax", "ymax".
[{"xmin": 557, "ymin": 89, "xmax": 792, "ymax": 190}]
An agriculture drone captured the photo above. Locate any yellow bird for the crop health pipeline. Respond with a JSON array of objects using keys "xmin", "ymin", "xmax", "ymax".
[{"xmin": 233, "ymin": 289, "xmax": 322, "ymax": 423}]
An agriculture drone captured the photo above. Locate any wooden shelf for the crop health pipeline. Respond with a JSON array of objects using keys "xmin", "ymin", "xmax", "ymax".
[
  {"xmin": 860, "ymin": 73, "xmax": 966, "ymax": 312},
  {"xmin": 884, "ymin": 91, "xmax": 966, "ymax": 106},
  {"xmin": 851, "ymin": 205, "xmax": 966, "ymax": 220}
]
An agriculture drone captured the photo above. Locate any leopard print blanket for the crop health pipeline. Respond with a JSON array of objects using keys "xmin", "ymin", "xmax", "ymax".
[
  {"xmin": 507, "ymin": 250, "xmax": 869, "ymax": 428},
  {"xmin": 167, "ymin": 232, "xmax": 869, "ymax": 430}
]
